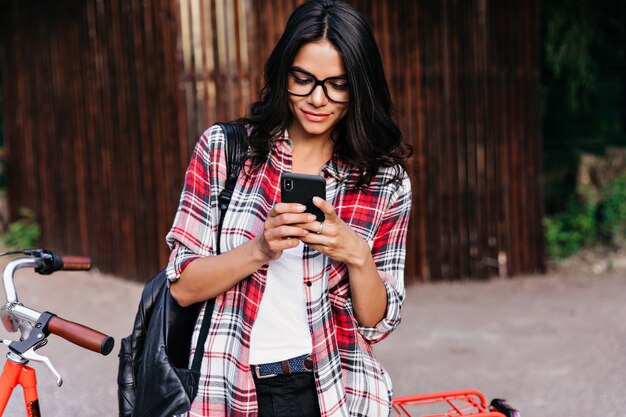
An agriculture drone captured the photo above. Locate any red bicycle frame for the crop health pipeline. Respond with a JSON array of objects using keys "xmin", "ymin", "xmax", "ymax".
[{"xmin": 0, "ymin": 360, "xmax": 41, "ymax": 417}]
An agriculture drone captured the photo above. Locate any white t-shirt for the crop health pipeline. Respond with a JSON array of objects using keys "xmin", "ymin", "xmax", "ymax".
[{"xmin": 248, "ymin": 241, "xmax": 313, "ymax": 364}]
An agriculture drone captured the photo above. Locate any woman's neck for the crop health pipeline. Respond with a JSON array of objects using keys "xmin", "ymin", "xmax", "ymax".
[{"xmin": 288, "ymin": 129, "xmax": 333, "ymax": 175}]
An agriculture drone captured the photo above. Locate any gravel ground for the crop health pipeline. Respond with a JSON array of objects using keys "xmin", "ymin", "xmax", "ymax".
[{"xmin": 1, "ymin": 253, "xmax": 625, "ymax": 416}]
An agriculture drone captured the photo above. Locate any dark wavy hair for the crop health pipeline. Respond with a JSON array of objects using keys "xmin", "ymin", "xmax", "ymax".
[{"xmin": 242, "ymin": 0, "xmax": 412, "ymax": 186}]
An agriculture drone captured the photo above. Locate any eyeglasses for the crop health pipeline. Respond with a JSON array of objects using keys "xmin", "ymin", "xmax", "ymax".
[{"xmin": 287, "ymin": 68, "xmax": 350, "ymax": 103}]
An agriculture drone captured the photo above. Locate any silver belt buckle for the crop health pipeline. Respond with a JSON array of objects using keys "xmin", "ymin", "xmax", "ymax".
[{"xmin": 254, "ymin": 365, "xmax": 277, "ymax": 379}]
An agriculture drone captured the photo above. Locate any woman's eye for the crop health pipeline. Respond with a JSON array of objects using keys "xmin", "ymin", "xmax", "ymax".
[
  {"xmin": 329, "ymin": 81, "xmax": 348, "ymax": 91},
  {"xmin": 290, "ymin": 72, "xmax": 313, "ymax": 85}
]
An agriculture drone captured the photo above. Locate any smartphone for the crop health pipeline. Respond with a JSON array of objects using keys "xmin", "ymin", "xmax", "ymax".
[{"xmin": 280, "ymin": 172, "xmax": 326, "ymax": 222}]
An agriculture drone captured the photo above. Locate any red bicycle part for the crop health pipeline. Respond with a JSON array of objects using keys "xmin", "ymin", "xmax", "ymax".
[
  {"xmin": 0, "ymin": 360, "xmax": 41, "ymax": 417},
  {"xmin": 392, "ymin": 389, "xmax": 506, "ymax": 417}
]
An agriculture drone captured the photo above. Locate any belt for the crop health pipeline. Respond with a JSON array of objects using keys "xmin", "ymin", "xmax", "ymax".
[{"xmin": 251, "ymin": 354, "xmax": 313, "ymax": 379}]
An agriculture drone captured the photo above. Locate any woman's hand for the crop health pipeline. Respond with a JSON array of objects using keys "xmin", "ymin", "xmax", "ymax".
[
  {"xmin": 172, "ymin": 203, "xmax": 313, "ymax": 306},
  {"xmin": 253, "ymin": 202, "xmax": 317, "ymax": 263},
  {"xmin": 300, "ymin": 197, "xmax": 386, "ymax": 326},
  {"xmin": 299, "ymin": 197, "xmax": 370, "ymax": 266}
]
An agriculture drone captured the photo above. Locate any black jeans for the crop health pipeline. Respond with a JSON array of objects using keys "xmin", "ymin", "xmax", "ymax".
[{"xmin": 253, "ymin": 372, "xmax": 321, "ymax": 417}]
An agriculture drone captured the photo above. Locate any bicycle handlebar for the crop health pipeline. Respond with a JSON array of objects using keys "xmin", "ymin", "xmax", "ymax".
[
  {"xmin": 59, "ymin": 256, "xmax": 92, "ymax": 271},
  {"xmin": 47, "ymin": 315, "xmax": 114, "ymax": 356},
  {"xmin": 28, "ymin": 250, "xmax": 91, "ymax": 275},
  {"xmin": 1, "ymin": 249, "xmax": 115, "ymax": 357}
]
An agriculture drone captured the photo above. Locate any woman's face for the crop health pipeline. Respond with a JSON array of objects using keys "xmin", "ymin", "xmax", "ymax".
[{"xmin": 287, "ymin": 40, "xmax": 349, "ymax": 143}]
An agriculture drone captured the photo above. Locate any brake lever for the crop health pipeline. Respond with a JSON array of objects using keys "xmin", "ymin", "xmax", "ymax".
[
  {"xmin": 1, "ymin": 338, "xmax": 64, "ymax": 386},
  {"xmin": 21, "ymin": 347, "xmax": 63, "ymax": 386},
  {"xmin": 2, "ymin": 311, "xmax": 64, "ymax": 386}
]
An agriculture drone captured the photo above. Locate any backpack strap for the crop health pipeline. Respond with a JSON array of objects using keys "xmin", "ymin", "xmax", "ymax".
[
  {"xmin": 216, "ymin": 122, "xmax": 248, "ymax": 253},
  {"xmin": 190, "ymin": 122, "xmax": 248, "ymax": 372}
]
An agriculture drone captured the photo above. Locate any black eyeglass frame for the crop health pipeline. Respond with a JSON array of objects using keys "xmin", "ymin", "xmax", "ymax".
[{"xmin": 287, "ymin": 67, "xmax": 350, "ymax": 103}]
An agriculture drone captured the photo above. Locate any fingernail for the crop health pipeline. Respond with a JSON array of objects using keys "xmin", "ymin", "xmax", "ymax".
[
  {"xmin": 297, "ymin": 204, "xmax": 307, "ymax": 211},
  {"xmin": 307, "ymin": 214, "xmax": 316, "ymax": 222},
  {"xmin": 313, "ymin": 197, "xmax": 322, "ymax": 203}
]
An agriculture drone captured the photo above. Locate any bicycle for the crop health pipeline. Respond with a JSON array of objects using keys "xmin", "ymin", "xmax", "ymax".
[{"xmin": 0, "ymin": 249, "xmax": 114, "ymax": 416}]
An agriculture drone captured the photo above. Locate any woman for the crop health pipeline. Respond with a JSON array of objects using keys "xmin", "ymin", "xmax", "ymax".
[{"xmin": 166, "ymin": 1, "xmax": 412, "ymax": 416}]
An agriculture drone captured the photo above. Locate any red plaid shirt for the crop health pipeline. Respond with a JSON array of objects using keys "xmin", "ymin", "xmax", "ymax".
[{"xmin": 166, "ymin": 125, "xmax": 411, "ymax": 416}]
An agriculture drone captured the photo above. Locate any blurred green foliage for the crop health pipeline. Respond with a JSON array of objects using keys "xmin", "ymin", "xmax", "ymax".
[
  {"xmin": 544, "ymin": 191, "xmax": 597, "ymax": 259},
  {"xmin": 597, "ymin": 175, "xmax": 626, "ymax": 245},
  {"xmin": 2, "ymin": 208, "xmax": 40, "ymax": 250},
  {"xmin": 544, "ymin": 1, "xmax": 598, "ymax": 111},
  {"xmin": 542, "ymin": 0, "xmax": 626, "ymax": 214},
  {"xmin": 545, "ymin": 175, "xmax": 626, "ymax": 258}
]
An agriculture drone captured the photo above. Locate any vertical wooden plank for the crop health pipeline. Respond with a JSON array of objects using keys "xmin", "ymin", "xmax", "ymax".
[
  {"xmin": 224, "ymin": 0, "xmax": 235, "ymax": 119},
  {"xmin": 515, "ymin": 0, "xmax": 527, "ymax": 276},
  {"xmin": 233, "ymin": 0, "xmax": 245, "ymax": 117},
  {"xmin": 170, "ymin": 0, "xmax": 191, "ymax": 168},
  {"xmin": 66, "ymin": 4, "xmax": 90, "ymax": 255},
  {"xmin": 123, "ymin": 0, "xmax": 141, "ymax": 278},
  {"xmin": 206, "ymin": 0, "xmax": 216, "ymax": 126},
  {"xmin": 151, "ymin": 0, "xmax": 168, "ymax": 272},
  {"xmin": 433, "ymin": 0, "xmax": 447, "ymax": 280},
  {"xmin": 186, "ymin": 0, "xmax": 201, "ymax": 132},
  {"xmin": 414, "ymin": 0, "xmax": 429, "ymax": 281},
  {"xmin": 395, "ymin": 0, "xmax": 417, "ymax": 283},
  {"xmin": 80, "ymin": 2, "xmax": 99, "ymax": 259},
  {"xmin": 155, "ymin": 0, "xmax": 175, "ymax": 271},
  {"xmin": 83, "ymin": 0, "xmax": 100, "ymax": 267},
  {"xmin": 477, "ymin": 0, "xmax": 489, "ymax": 276},
  {"xmin": 504, "ymin": 0, "xmax": 520, "ymax": 276},
  {"xmin": 495, "ymin": 0, "xmax": 513, "ymax": 277},
  {"xmin": 117, "ymin": 0, "xmax": 137, "ymax": 277},
  {"xmin": 244, "ymin": 0, "xmax": 260, "ymax": 112},
  {"xmin": 447, "ymin": 0, "xmax": 462, "ymax": 279},
  {"xmin": 73, "ymin": 6, "xmax": 90, "ymax": 255},
  {"xmin": 101, "ymin": 0, "xmax": 121, "ymax": 273},
  {"xmin": 209, "ymin": 0, "xmax": 221, "ymax": 124},
  {"xmin": 470, "ymin": 0, "xmax": 483, "ymax": 279},
  {"xmin": 421, "ymin": 0, "xmax": 437, "ymax": 280},
  {"xmin": 508, "ymin": 0, "xmax": 522, "ymax": 276},
  {"xmin": 481, "ymin": 0, "xmax": 500, "ymax": 277},
  {"xmin": 438, "ymin": 0, "xmax": 450, "ymax": 280},
  {"xmin": 132, "ymin": 0, "xmax": 150, "ymax": 276},
  {"xmin": 531, "ymin": 0, "xmax": 545, "ymax": 273},
  {"xmin": 197, "ymin": 0, "xmax": 209, "ymax": 128},
  {"xmin": 34, "ymin": 4, "xmax": 53, "ymax": 248}
]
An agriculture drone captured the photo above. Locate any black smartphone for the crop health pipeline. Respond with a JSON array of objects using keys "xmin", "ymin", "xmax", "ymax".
[{"xmin": 280, "ymin": 172, "xmax": 326, "ymax": 222}]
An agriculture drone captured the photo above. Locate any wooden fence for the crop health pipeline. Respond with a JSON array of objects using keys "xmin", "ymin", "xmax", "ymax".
[
  {"xmin": 0, "ymin": 0, "xmax": 184, "ymax": 279},
  {"xmin": 0, "ymin": 0, "xmax": 543, "ymax": 282}
]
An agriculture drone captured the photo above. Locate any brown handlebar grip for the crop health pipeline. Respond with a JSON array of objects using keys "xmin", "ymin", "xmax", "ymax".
[
  {"xmin": 47, "ymin": 316, "xmax": 115, "ymax": 355},
  {"xmin": 61, "ymin": 256, "xmax": 92, "ymax": 271}
]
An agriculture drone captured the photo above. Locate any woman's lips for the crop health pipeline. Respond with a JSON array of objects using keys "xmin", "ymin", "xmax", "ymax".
[{"xmin": 302, "ymin": 109, "xmax": 330, "ymax": 122}]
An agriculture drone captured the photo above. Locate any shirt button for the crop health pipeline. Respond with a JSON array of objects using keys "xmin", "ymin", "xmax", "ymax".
[{"xmin": 306, "ymin": 281, "xmax": 312, "ymax": 287}]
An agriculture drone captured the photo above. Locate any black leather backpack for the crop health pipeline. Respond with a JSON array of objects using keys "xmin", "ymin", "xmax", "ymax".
[{"xmin": 117, "ymin": 123, "xmax": 247, "ymax": 417}]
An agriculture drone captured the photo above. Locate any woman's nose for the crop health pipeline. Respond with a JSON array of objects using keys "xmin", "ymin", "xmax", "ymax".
[{"xmin": 308, "ymin": 84, "xmax": 328, "ymax": 107}]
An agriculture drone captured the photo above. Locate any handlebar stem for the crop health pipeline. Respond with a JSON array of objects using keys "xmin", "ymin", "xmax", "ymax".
[
  {"xmin": 12, "ymin": 304, "xmax": 43, "ymax": 327},
  {"xmin": 3, "ymin": 258, "xmax": 38, "ymax": 305},
  {"xmin": 2, "ymin": 259, "xmax": 43, "ymax": 338}
]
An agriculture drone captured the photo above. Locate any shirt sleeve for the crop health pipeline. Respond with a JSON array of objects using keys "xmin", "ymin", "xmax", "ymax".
[
  {"xmin": 165, "ymin": 125, "xmax": 228, "ymax": 282},
  {"xmin": 356, "ymin": 171, "xmax": 412, "ymax": 344}
]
